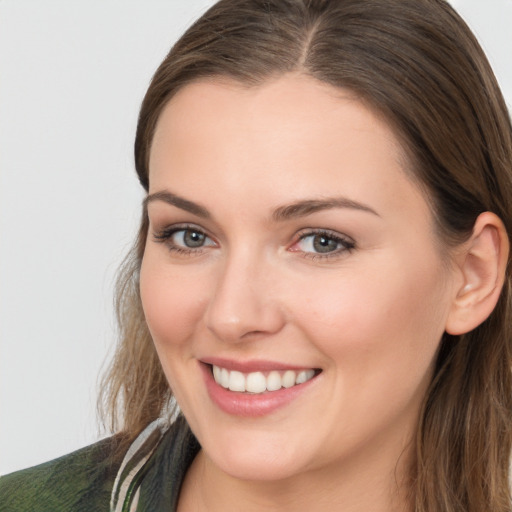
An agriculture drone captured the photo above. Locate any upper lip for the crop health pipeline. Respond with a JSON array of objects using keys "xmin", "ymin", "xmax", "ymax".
[{"xmin": 200, "ymin": 357, "xmax": 318, "ymax": 373}]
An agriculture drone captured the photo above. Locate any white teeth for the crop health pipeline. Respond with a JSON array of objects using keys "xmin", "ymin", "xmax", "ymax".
[
  {"xmin": 228, "ymin": 370, "xmax": 245, "ymax": 392},
  {"xmin": 266, "ymin": 371, "xmax": 282, "ymax": 391},
  {"xmin": 246, "ymin": 372, "xmax": 267, "ymax": 393},
  {"xmin": 213, "ymin": 365, "xmax": 221, "ymax": 383},
  {"xmin": 220, "ymin": 367, "xmax": 230, "ymax": 388},
  {"xmin": 282, "ymin": 370, "xmax": 296, "ymax": 388},
  {"xmin": 296, "ymin": 369, "xmax": 315, "ymax": 384},
  {"xmin": 212, "ymin": 365, "xmax": 317, "ymax": 394}
]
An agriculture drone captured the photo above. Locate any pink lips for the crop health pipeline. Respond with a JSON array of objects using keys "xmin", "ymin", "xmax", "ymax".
[
  {"xmin": 202, "ymin": 357, "xmax": 311, "ymax": 373},
  {"xmin": 199, "ymin": 359, "xmax": 320, "ymax": 417}
]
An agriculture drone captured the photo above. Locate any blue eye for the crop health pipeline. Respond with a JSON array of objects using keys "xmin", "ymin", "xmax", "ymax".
[
  {"xmin": 154, "ymin": 226, "xmax": 216, "ymax": 253},
  {"xmin": 295, "ymin": 231, "xmax": 355, "ymax": 256},
  {"xmin": 171, "ymin": 229, "xmax": 212, "ymax": 248}
]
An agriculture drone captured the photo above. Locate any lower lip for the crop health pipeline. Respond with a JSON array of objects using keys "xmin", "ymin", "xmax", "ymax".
[{"xmin": 200, "ymin": 363, "xmax": 319, "ymax": 417}]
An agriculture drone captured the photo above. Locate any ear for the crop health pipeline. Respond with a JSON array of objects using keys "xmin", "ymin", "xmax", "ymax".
[{"xmin": 445, "ymin": 212, "xmax": 509, "ymax": 335}]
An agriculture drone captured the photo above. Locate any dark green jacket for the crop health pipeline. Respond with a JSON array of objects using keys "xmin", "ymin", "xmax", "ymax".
[{"xmin": 0, "ymin": 416, "xmax": 199, "ymax": 512}]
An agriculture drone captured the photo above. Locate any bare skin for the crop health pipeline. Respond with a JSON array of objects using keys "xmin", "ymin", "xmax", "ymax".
[{"xmin": 140, "ymin": 74, "xmax": 507, "ymax": 511}]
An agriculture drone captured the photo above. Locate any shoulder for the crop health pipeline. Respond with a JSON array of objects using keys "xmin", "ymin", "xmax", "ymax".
[
  {"xmin": 0, "ymin": 436, "xmax": 123, "ymax": 512},
  {"xmin": 112, "ymin": 416, "xmax": 200, "ymax": 511}
]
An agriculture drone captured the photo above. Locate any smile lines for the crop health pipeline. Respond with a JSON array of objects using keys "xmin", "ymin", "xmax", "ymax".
[{"xmin": 212, "ymin": 365, "xmax": 317, "ymax": 394}]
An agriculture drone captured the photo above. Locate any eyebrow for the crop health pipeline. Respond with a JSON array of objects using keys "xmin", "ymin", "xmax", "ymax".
[
  {"xmin": 144, "ymin": 190, "xmax": 379, "ymax": 221},
  {"xmin": 272, "ymin": 197, "xmax": 379, "ymax": 221},
  {"xmin": 144, "ymin": 190, "xmax": 210, "ymax": 218}
]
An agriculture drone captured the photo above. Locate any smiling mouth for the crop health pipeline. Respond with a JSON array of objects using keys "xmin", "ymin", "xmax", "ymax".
[{"xmin": 211, "ymin": 365, "xmax": 320, "ymax": 394}]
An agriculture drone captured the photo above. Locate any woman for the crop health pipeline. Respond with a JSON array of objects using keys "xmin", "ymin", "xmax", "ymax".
[{"xmin": 1, "ymin": 0, "xmax": 511, "ymax": 510}]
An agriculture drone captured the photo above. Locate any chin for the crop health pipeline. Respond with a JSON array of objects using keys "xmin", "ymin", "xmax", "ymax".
[
  {"xmin": 200, "ymin": 427, "xmax": 315, "ymax": 482},
  {"xmin": 212, "ymin": 451, "xmax": 307, "ymax": 482}
]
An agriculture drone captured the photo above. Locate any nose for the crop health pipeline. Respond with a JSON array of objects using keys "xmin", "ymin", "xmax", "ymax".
[{"xmin": 204, "ymin": 251, "xmax": 286, "ymax": 343}]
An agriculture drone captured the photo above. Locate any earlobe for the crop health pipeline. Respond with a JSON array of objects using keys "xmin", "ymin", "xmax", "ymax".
[{"xmin": 445, "ymin": 212, "xmax": 509, "ymax": 335}]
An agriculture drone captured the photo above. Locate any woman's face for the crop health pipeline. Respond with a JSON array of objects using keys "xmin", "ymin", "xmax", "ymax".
[{"xmin": 140, "ymin": 75, "xmax": 460, "ymax": 482}]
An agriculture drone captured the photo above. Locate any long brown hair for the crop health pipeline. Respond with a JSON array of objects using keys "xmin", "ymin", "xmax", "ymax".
[{"xmin": 99, "ymin": 1, "xmax": 512, "ymax": 509}]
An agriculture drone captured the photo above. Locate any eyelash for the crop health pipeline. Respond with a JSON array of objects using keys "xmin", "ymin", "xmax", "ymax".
[
  {"xmin": 152, "ymin": 225, "xmax": 355, "ymax": 259},
  {"xmin": 292, "ymin": 229, "xmax": 355, "ymax": 260},
  {"xmin": 153, "ymin": 224, "xmax": 216, "ymax": 256}
]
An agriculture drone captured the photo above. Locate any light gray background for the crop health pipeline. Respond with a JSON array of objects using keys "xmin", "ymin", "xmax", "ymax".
[{"xmin": 1, "ymin": 0, "xmax": 511, "ymax": 475}]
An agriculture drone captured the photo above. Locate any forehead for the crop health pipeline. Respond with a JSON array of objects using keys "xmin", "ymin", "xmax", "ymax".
[
  {"xmin": 150, "ymin": 75, "xmax": 407, "ymax": 176},
  {"xmin": 152, "ymin": 75, "xmax": 401, "ymax": 144},
  {"xmin": 148, "ymin": 74, "xmax": 431, "ymax": 230}
]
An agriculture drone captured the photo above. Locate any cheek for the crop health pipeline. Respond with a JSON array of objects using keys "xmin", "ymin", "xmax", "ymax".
[
  {"xmin": 291, "ymin": 260, "xmax": 450, "ymax": 443},
  {"xmin": 290, "ymin": 255, "xmax": 450, "ymax": 382},
  {"xmin": 139, "ymin": 254, "xmax": 214, "ymax": 416},
  {"xmin": 139, "ymin": 253, "xmax": 209, "ymax": 349}
]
